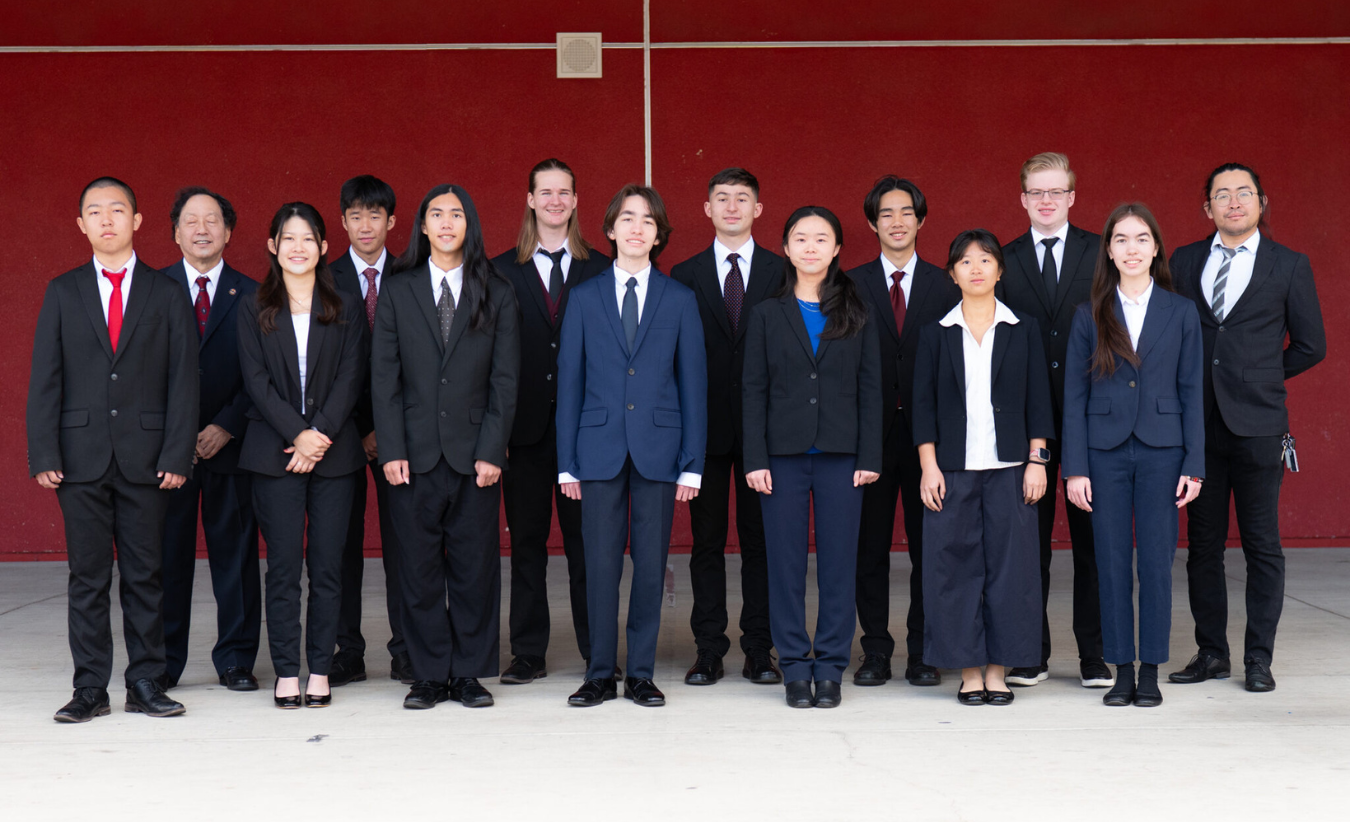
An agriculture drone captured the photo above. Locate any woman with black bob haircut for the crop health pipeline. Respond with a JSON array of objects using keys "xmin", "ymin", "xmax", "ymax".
[
  {"xmin": 237, "ymin": 202, "xmax": 369, "ymax": 708},
  {"xmin": 742, "ymin": 205, "xmax": 882, "ymax": 709},
  {"xmin": 912, "ymin": 228, "xmax": 1054, "ymax": 706}
]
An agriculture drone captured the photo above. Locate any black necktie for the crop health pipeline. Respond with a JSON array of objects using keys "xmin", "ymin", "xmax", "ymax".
[
  {"xmin": 437, "ymin": 277, "xmax": 455, "ymax": 347},
  {"xmin": 1041, "ymin": 237, "xmax": 1060, "ymax": 302},
  {"xmin": 724, "ymin": 253, "xmax": 745, "ymax": 334},
  {"xmin": 622, "ymin": 277, "xmax": 639, "ymax": 352},
  {"xmin": 546, "ymin": 249, "xmax": 566, "ymax": 303}
]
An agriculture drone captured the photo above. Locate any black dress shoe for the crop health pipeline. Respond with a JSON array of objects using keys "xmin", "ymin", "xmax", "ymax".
[
  {"xmin": 904, "ymin": 660, "xmax": 941, "ymax": 686},
  {"xmin": 390, "ymin": 652, "xmax": 415, "ymax": 685},
  {"xmin": 449, "ymin": 677, "xmax": 495, "ymax": 707},
  {"xmin": 813, "ymin": 680, "xmax": 842, "ymax": 708},
  {"xmin": 125, "ymin": 678, "xmax": 186, "ymax": 717},
  {"xmin": 852, "ymin": 653, "xmax": 891, "ymax": 686},
  {"xmin": 985, "ymin": 688, "xmax": 1014, "ymax": 706},
  {"xmin": 784, "ymin": 680, "xmax": 814, "ymax": 708},
  {"xmin": 329, "ymin": 654, "xmax": 367, "ymax": 687},
  {"xmin": 274, "ymin": 679, "xmax": 302, "ymax": 709},
  {"xmin": 304, "ymin": 692, "xmax": 332, "ymax": 708},
  {"xmin": 684, "ymin": 650, "xmax": 724, "ymax": 685},
  {"xmin": 54, "ymin": 687, "xmax": 111, "ymax": 723},
  {"xmin": 154, "ymin": 673, "xmax": 179, "ymax": 692},
  {"xmin": 568, "ymin": 677, "xmax": 618, "ymax": 707},
  {"xmin": 1006, "ymin": 665, "xmax": 1048, "ymax": 686},
  {"xmin": 957, "ymin": 687, "xmax": 988, "ymax": 706},
  {"xmin": 1080, "ymin": 659, "xmax": 1114, "ymax": 688},
  {"xmin": 742, "ymin": 648, "xmax": 782, "ymax": 684},
  {"xmin": 403, "ymin": 681, "xmax": 450, "ymax": 709},
  {"xmin": 1244, "ymin": 660, "xmax": 1277, "ymax": 692},
  {"xmin": 1168, "ymin": 653, "xmax": 1230, "ymax": 684},
  {"xmin": 624, "ymin": 677, "xmax": 666, "ymax": 706},
  {"xmin": 500, "ymin": 655, "xmax": 547, "ymax": 684},
  {"xmin": 219, "ymin": 667, "xmax": 259, "ymax": 691}
]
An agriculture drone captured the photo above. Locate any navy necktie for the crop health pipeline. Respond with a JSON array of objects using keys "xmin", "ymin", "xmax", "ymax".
[{"xmin": 622, "ymin": 277, "xmax": 639, "ymax": 351}]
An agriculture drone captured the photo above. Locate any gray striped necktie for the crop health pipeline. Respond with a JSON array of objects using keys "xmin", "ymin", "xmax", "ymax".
[
  {"xmin": 1211, "ymin": 246, "xmax": 1237, "ymax": 321},
  {"xmin": 438, "ymin": 276, "xmax": 455, "ymax": 346}
]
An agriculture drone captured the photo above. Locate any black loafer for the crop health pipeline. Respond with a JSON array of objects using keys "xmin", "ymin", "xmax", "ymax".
[
  {"xmin": 54, "ymin": 687, "xmax": 111, "ymax": 723},
  {"xmin": 329, "ymin": 654, "xmax": 367, "ymax": 687},
  {"xmin": 500, "ymin": 655, "xmax": 548, "ymax": 684},
  {"xmin": 743, "ymin": 649, "xmax": 783, "ymax": 684},
  {"xmin": 624, "ymin": 677, "xmax": 666, "ymax": 706},
  {"xmin": 813, "ymin": 680, "xmax": 842, "ymax": 708},
  {"xmin": 1132, "ymin": 683, "xmax": 1163, "ymax": 707},
  {"xmin": 957, "ymin": 687, "xmax": 987, "ymax": 706},
  {"xmin": 684, "ymin": 650, "xmax": 724, "ymax": 686},
  {"xmin": 390, "ymin": 652, "xmax": 415, "ymax": 685},
  {"xmin": 1103, "ymin": 686, "xmax": 1135, "ymax": 707},
  {"xmin": 403, "ymin": 680, "xmax": 450, "ymax": 709},
  {"xmin": 125, "ymin": 678, "xmax": 186, "ymax": 717},
  {"xmin": 985, "ymin": 688, "xmax": 1014, "ymax": 706},
  {"xmin": 904, "ymin": 660, "xmax": 942, "ymax": 686},
  {"xmin": 449, "ymin": 677, "xmax": 495, "ymax": 707},
  {"xmin": 852, "ymin": 653, "xmax": 892, "ymax": 686},
  {"xmin": 1168, "ymin": 653, "xmax": 1230, "ymax": 684},
  {"xmin": 568, "ymin": 677, "xmax": 618, "ymax": 707},
  {"xmin": 784, "ymin": 680, "xmax": 814, "ymax": 708},
  {"xmin": 1244, "ymin": 660, "xmax": 1277, "ymax": 692},
  {"xmin": 219, "ymin": 667, "xmax": 259, "ymax": 691}
]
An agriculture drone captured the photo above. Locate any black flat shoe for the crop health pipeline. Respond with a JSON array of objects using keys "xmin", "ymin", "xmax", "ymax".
[
  {"xmin": 54, "ymin": 687, "xmax": 111, "ymax": 723},
  {"xmin": 568, "ymin": 677, "xmax": 617, "ymax": 707},
  {"xmin": 125, "ymin": 678, "xmax": 186, "ymax": 717},
  {"xmin": 624, "ymin": 677, "xmax": 666, "ymax": 706},
  {"xmin": 1103, "ymin": 686, "xmax": 1135, "ymax": 707},
  {"xmin": 449, "ymin": 677, "xmax": 495, "ymax": 707},
  {"xmin": 957, "ymin": 687, "xmax": 987, "ymax": 706},
  {"xmin": 743, "ymin": 649, "xmax": 783, "ymax": 684},
  {"xmin": 500, "ymin": 655, "xmax": 547, "ymax": 684},
  {"xmin": 219, "ymin": 667, "xmax": 259, "ymax": 691},
  {"xmin": 274, "ymin": 680, "xmax": 302, "ymax": 709},
  {"xmin": 403, "ymin": 681, "xmax": 450, "ymax": 709},
  {"xmin": 813, "ymin": 680, "xmax": 842, "ymax": 708},
  {"xmin": 304, "ymin": 692, "xmax": 332, "ymax": 708},
  {"xmin": 985, "ymin": 688, "xmax": 1014, "ymax": 706},
  {"xmin": 1132, "ymin": 686, "xmax": 1162, "ymax": 707},
  {"xmin": 784, "ymin": 680, "xmax": 814, "ymax": 708}
]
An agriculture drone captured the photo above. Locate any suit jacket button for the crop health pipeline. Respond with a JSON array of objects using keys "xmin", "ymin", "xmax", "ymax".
[
  {"xmin": 546, "ymin": 374, "xmax": 553, "ymax": 380},
  {"xmin": 810, "ymin": 372, "xmax": 817, "ymax": 379},
  {"xmin": 110, "ymin": 373, "xmax": 118, "ymax": 380},
  {"xmin": 1213, "ymin": 358, "xmax": 1220, "ymax": 365},
  {"xmin": 1051, "ymin": 361, "xmax": 1059, "ymax": 369},
  {"xmin": 628, "ymin": 368, "xmax": 635, "ymax": 375},
  {"xmin": 307, "ymin": 398, "xmax": 315, "ymax": 406},
  {"xmin": 809, "ymin": 398, "xmax": 817, "ymax": 404},
  {"xmin": 1219, "ymin": 326, "xmax": 1225, "ymax": 332},
  {"xmin": 551, "ymin": 342, "xmax": 558, "ymax": 349},
  {"xmin": 627, "ymin": 403, "xmax": 634, "ymax": 410},
  {"xmin": 110, "ymin": 409, "xmax": 118, "ymax": 417},
  {"xmin": 1129, "ymin": 381, "xmax": 1136, "ymax": 388},
  {"xmin": 441, "ymin": 378, "xmax": 448, "ymax": 385},
  {"xmin": 440, "ymin": 411, "xmax": 447, "ymax": 417},
  {"xmin": 1051, "ymin": 330, "xmax": 1058, "ymax": 337},
  {"xmin": 994, "ymin": 407, "xmax": 1001, "ymax": 412}
]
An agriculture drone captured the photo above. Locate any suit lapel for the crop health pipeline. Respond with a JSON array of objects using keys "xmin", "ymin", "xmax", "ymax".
[
  {"xmin": 865, "ymin": 260, "xmax": 901, "ymax": 345},
  {"xmin": 278, "ymin": 306, "xmax": 302, "ymax": 402},
  {"xmin": 303, "ymin": 310, "xmax": 328, "ymax": 398},
  {"xmin": 1013, "ymin": 234, "xmax": 1052, "ymax": 314},
  {"xmin": 411, "ymin": 265, "xmax": 445, "ymax": 354},
  {"xmin": 441, "ymin": 284, "xmax": 472, "ymax": 366},
  {"xmin": 945, "ymin": 323, "xmax": 966, "ymax": 402},
  {"xmin": 1222, "ymin": 239, "xmax": 1274, "ymax": 322},
  {"xmin": 200, "ymin": 266, "xmax": 240, "ymax": 346},
  {"xmin": 693, "ymin": 248, "xmax": 733, "ymax": 341},
  {"xmin": 630, "ymin": 269, "xmax": 667, "ymax": 358},
  {"xmin": 899, "ymin": 261, "xmax": 939, "ymax": 349},
  {"xmin": 77, "ymin": 263, "xmax": 115, "ymax": 361},
  {"xmin": 780, "ymin": 297, "xmax": 817, "ymax": 364},
  {"xmin": 1134, "ymin": 289, "xmax": 1173, "ymax": 363},
  {"xmin": 515, "ymin": 253, "xmax": 554, "ymax": 327},
  {"xmin": 742, "ymin": 250, "xmax": 779, "ymax": 344},
  {"xmin": 990, "ymin": 322, "xmax": 1011, "ymax": 380},
  {"xmin": 598, "ymin": 269, "xmax": 630, "ymax": 353},
  {"xmin": 1054, "ymin": 228, "xmax": 1092, "ymax": 319},
  {"xmin": 111, "ymin": 260, "xmax": 155, "ymax": 365}
]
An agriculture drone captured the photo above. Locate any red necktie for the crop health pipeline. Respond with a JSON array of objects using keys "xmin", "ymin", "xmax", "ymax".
[
  {"xmin": 364, "ymin": 268, "xmax": 379, "ymax": 330},
  {"xmin": 889, "ymin": 271, "xmax": 907, "ymax": 335},
  {"xmin": 104, "ymin": 269, "xmax": 126, "ymax": 352},
  {"xmin": 194, "ymin": 275, "xmax": 211, "ymax": 337}
]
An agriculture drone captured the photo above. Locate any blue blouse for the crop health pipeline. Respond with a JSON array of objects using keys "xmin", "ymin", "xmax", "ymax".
[{"xmin": 798, "ymin": 299, "xmax": 826, "ymax": 454}]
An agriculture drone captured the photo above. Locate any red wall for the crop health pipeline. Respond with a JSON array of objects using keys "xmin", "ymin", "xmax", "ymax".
[{"xmin": 3, "ymin": 3, "xmax": 1347, "ymax": 558}]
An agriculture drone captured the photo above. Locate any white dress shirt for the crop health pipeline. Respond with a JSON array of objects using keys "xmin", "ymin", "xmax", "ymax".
[
  {"xmin": 292, "ymin": 313, "xmax": 311, "ymax": 412},
  {"xmin": 938, "ymin": 300, "xmax": 1024, "ymax": 471},
  {"xmin": 1031, "ymin": 221, "xmax": 1070, "ymax": 280},
  {"xmin": 713, "ymin": 237, "xmax": 755, "ymax": 292},
  {"xmin": 185, "ymin": 258, "xmax": 224, "ymax": 304},
  {"xmin": 879, "ymin": 252, "xmax": 918, "ymax": 305},
  {"xmin": 1118, "ymin": 278, "xmax": 1154, "ymax": 351},
  {"xmin": 532, "ymin": 240, "xmax": 573, "ymax": 291},
  {"xmin": 1200, "ymin": 230, "xmax": 1261, "ymax": 311},
  {"xmin": 93, "ymin": 251, "xmax": 137, "ymax": 322},
  {"xmin": 428, "ymin": 259, "xmax": 464, "ymax": 307},
  {"xmin": 351, "ymin": 247, "xmax": 387, "ymax": 296}
]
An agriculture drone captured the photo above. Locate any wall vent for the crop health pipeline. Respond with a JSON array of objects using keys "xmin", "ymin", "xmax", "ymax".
[{"xmin": 557, "ymin": 33, "xmax": 602, "ymax": 78}]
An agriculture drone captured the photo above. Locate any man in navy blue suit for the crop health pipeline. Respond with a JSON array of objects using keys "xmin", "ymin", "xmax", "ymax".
[{"xmin": 557, "ymin": 184, "xmax": 707, "ymax": 707}]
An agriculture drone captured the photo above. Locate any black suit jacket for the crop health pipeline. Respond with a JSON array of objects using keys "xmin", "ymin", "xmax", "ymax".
[
  {"xmin": 911, "ymin": 310, "xmax": 1055, "ymax": 473},
  {"xmin": 997, "ymin": 224, "xmax": 1100, "ymax": 428},
  {"xmin": 492, "ymin": 246, "xmax": 609, "ymax": 447},
  {"xmin": 1170, "ymin": 233, "xmax": 1326, "ymax": 436},
  {"xmin": 27, "ymin": 259, "xmax": 199, "ymax": 483},
  {"xmin": 741, "ymin": 295, "xmax": 883, "ymax": 474},
  {"xmin": 846, "ymin": 256, "xmax": 961, "ymax": 436},
  {"xmin": 330, "ymin": 250, "xmax": 381, "ymax": 438},
  {"xmin": 236, "ymin": 292, "xmax": 368, "ymax": 477},
  {"xmin": 163, "ymin": 260, "xmax": 258, "ymax": 474},
  {"xmin": 671, "ymin": 243, "xmax": 784, "ymax": 456},
  {"xmin": 371, "ymin": 266, "xmax": 520, "ymax": 475}
]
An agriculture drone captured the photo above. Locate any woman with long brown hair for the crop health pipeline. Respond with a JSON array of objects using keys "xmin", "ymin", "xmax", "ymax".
[{"xmin": 1062, "ymin": 203, "xmax": 1204, "ymax": 708}]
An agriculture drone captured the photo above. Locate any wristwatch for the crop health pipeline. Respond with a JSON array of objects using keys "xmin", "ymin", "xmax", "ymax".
[{"xmin": 1028, "ymin": 447, "xmax": 1051, "ymax": 464}]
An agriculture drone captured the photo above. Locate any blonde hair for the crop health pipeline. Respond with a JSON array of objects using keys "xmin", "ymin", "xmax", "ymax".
[
  {"xmin": 1020, "ymin": 152, "xmax": 1076, "ymax": 191},
  {"xmin": 514, "ymin": 158, "xmax": 593, "ymax": 264}
]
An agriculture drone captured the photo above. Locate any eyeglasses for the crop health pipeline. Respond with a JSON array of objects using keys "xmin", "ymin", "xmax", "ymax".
[
  {"xmin": 1024, "ymin": 189, "xmax": 1071, "ymax": 201},
  {"xmin": 1210, "ymin": 190, "xmax": 1257, "ymax": 206}
]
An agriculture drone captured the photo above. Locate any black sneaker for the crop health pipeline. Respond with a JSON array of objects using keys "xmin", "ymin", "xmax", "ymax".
[
  {"xmin": 1080, "ymin": 659, "xmax": 1114, "ymax": 688},
  {"xmin": 1006, "ymin": 665, "xmax": 1049, "ymax": 686}
]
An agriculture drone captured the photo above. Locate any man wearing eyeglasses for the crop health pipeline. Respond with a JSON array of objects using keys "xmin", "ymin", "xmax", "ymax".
[
  {"xmin": 995, "ymin": 152, "xmax": 1110, "ymax": 690},
  {"xmin": 1167, "ymin": 163, "xmax": 1324, "ymax": 693}
]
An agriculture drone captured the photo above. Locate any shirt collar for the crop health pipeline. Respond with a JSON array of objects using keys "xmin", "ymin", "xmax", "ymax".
[
  {"xmin": 1030, "ymin": 221, "xmax": 1071, "ymax": 247},
  {"xmin": 713, "ymin": 237, "xmax": 755, "ymax": 267},
  {"xmin": 614, "ymin": 263, "xmax": 652, "ymax": 286},
  {"xmin": 350, "ymin": 246, "xmax": 387, "ymax": 275},
  {"xmin": 428, "ymin": 258, "xmax": 464, "ymax": 288},
  {"xmin": 182, "ymin": 257, "xmax": 224, "ymax": 285},
  {"xmin": 939, "ymin": 298, "xmax": 1020, "ymax": 329},
  {"xmin": 93, "ymin": 251, "xmax": 137, "ymax": 276},
  {"xmin": 1212, "ymin": 229, "xmax": 1261, "ymax": 255},
  {"xmin": 535, "ymin": 239, "xmax": 572, "ymax": 260},
  {"xmin": 1118, "ymin": 278, "xmax": 1154, "ymax": 307},
  {"xmin": 880, "ymin": 252, "xmax": 919, "ymax": 282}
]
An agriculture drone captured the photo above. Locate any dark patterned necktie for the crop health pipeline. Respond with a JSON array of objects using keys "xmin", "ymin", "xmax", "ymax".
[
  {"xmin": 363, "ymin": 268, "xmax": 378, "ymax": 330},
  {"xmin": 194, "ymin": 275, "xmax": 211, "ymax": 338},
  {"xmin": 1212, "ymin": 246, "xmax": 1236, "ymax": 321},
  {"xmin": 437, "ymin": 277, "xmax": 455, "ymax": 347},
  {"xmin": 724, "ymin": 252, "xmax": 745, "ymax": 334},
  {"xmin": 1041, "ymin": 237, "xmax": 1059, "ymax": 302},
  {"xmin": 546, "ymin": 249, "xmax": 566, "ymax": 303}
]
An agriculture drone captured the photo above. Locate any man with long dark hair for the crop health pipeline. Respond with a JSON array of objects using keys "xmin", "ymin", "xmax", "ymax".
[{"xmin": 372, "ymin": 184, "xmax": 520, "ymax": 709}]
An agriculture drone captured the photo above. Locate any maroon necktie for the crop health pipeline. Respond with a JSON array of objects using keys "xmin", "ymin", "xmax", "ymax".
[
  {"xmin": 363, "ymin": 268, "xmax": 379, "ymax": 330},
  {"xmin": 104, "ymin": 269, "xmax": 126, "ymax": 352},
  {"xmin": 725, "ymin": 253, "xmax": 745, "ymax": 334},
  {"xmin": 889, "ymin": 271, "xmax": 907, "ymax": 334},
  {"xmin": 194, "ymin": 276, "xmax": 211, "ymax": 338}
]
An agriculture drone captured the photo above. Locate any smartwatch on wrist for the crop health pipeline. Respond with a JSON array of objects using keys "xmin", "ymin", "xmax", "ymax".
[{"xmin": 1029, "ymin": 447, "xmax": 1051, "ymax": 464}]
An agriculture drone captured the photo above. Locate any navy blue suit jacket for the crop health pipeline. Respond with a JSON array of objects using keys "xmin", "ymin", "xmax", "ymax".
[
  {"xmin": 1061, "ymin": 288, "xmax": 1205, "ymax": 479},
  {"xmin": 556, "ymin": 267, "xmax": 707, "ymax": 483}
]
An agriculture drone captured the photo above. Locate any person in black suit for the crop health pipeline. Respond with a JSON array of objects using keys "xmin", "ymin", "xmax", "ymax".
[
  {"xmin": 914, "ymin": 229, "xmax": 1053, "ymax": 706},
  {"xmin": 995, "ymin": 152, "xmax": 1109, "ymax": 689},
  {"xmin": 743, "ymin": 206, "xmax": 882, "ymax": 709},
  {"xmin": 327, "ymin": 175, "xmax": 411, "ymax": 687},
  {"xmin": 847, "ymin": 176, "xmax": 960, "ymax": 688},
  {"xmin": 29, "ymin": 177, "xmax": 197, "ymax": 722},
  {"xmin": 670, "ymin": 168, "xmax": 784, "ymax": 687},
  {"xmin": 492, "ymin": 159, "xmax": 609, "ymax": 685},
  {"xmin": 237, "ymin": 203, "xmax": 368, "ymax": 709},
  {"xmin": 1168, "ymin": 163, "xmax": 1326, "ymax": 693},
  {"xmin": 372, "ymin": 184, "xmax": 520, "ymax": 710},
  {"xmin": 159, "ymin": 187, "xmax": 262, "ymax": 693},
  {"xmin": 1063, "ymin": 204, "xmax": 1205, "ymax": 708}
]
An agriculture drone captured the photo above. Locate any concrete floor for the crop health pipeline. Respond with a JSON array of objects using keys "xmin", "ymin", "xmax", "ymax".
[{"xmin": 2, "ymin": 548, "xmax": 1348, "ymax": 820}]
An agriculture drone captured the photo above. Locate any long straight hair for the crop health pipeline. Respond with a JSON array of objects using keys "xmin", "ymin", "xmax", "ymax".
[
  {"xmin": 777, "ymin": 206, "xmax": 868, "ymax": 340},
  {"xmin": 514, "ymin": 158, "xmax": 594, "ymax": 264},
  {"xmin": 393, "ymin": 184, "xmax": 502, "ymax": 331},
  {"xmin": 257, "ymin": 202, "xmax": 342, "ymax": 334},
  {"xmin": 1089, "ymin": 203, "xmax": 1174, "ymax": 378}
]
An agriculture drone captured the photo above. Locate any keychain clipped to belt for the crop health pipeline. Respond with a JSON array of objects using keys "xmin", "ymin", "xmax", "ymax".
[{"xmin": 1282, "ymin": 433, "xmax": 1299, "ymax": 472}]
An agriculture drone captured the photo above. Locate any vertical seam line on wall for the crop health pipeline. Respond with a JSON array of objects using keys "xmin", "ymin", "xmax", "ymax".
[{"xmin": 644, "ymin": 1, "xmax": 653, "ymax": 186}]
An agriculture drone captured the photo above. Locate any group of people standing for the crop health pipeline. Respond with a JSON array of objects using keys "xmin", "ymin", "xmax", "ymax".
[{"xmin": 28, "ymin": 151, "xmax": 1324, "ymax": 723}]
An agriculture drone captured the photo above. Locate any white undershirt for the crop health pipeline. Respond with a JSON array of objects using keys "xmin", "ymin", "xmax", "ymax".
[
  {"xmin": 713, "ymin": 237, "xmax": 755, "ymax": 292},
  {"xmin": 293, "ymin": 313, "xmax": 311, "ymax": 412},
  {"xmin": 879, "ymin": 252, "xmax": 917, "ymax": 305},
  {"xmin": 1030, "ymin": 222, "xmax": 1070, "ymax": 280},
  {"xmin": 532, "ymin": 240, "xmax": 573, "ymax": 291},
  {"xmin": 185, "ymin": 257, "xmax": 223, "ymax": 304},
  {"xmin": 352, "ymin": 246, "xmax": 387, "ymax": 297},
  {"xmin": 1118, "ymin": 278, "xmax": 1154, "ymax": 351},
  {"xmin": 93, "ymin": 251, "xmax": 138, "ymax": 321},
  {"xmin": 1200, "ymin": 230, "xmax": 1261, "ymax": 311},
  {"xmin": 938, "ymin": 300, "xmax": 1024, "ymax": 471}
]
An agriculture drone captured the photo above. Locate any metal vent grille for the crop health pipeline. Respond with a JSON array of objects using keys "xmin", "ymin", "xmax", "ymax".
[{"xmin": 556, "ymin": 33, "xmax": 602, "ymax": 78}]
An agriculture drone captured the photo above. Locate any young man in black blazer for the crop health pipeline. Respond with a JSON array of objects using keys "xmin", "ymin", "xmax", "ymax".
[
  {"xmin": 1168, "ymin": 163, "xmax": 1325, "ymax": 692},
  {"xmin": 846, "ymin": 176, "xmax": 960, "ymax": 688},
  {"xmin": 670, "ymin": 167, "xmax": 784, "ymax": 687},
  {"xmin": 995, "ymin": 153, "xmax": 1110, "ymax": 689},
  {"xmin": 492, "ymin": 159, "xmax": 610, "ymax": 684},
  {"xmin": 328, "ymin": 175, "xmax": 411, "ymax": 687},
  {"xmin": 29, "ymin": 178, "xmax": 198, "ymax": 722},
  {"xmin": 159, "ymin": 187, "xmax": 261, "ymax": 692}
]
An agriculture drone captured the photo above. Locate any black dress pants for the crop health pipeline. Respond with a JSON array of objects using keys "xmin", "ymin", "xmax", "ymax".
[
  {"xmin": 57, "ymin": 460, "xmax": 170, "ymax": 689},
  {"xmin": 503, "ymin": 414, "xmax": 589, "ymax": 661},
  {"xmin": 335, "ymin": 458, "xmax": 406, "ymax": 661},
  {"xmin": 1032, "ymin": 442, "xmax": 1104, "ymax": 665},
  {"xmin": 686, "ymin": 447, "xmax": 772, "ymax": 657},
  {"xmin": 1185, "ymin": 414, "xmax": 1286, "ymax": 664},
  {"xmin": 161, "ymin": 465, "xmax": 260, "ymax": 680},
  {"xmin": 253, "ymin": 471, "xmax": 355, "ymax": 678},
  {"xmin": 392, "ymin": 458, "xmax": 502, "ymax": 682}
]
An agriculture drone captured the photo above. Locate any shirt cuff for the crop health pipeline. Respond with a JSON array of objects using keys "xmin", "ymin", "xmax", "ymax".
[
  {"xmin": 676, "ymin": 472, "xmax": 702, "ymax": 489},
  {"xmin": 558, "ymin": 472, "xmax": 579, "ymax": 484}
]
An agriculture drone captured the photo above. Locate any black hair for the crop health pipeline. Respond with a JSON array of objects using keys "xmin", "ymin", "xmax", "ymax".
[
  {"xmin": 257, "ymin": 202, "xmax": 342, "ymax": 334},
  {"xmin": 707, "ymin": 167, "xmax": 760, "ymax": 198},
  {"xmin": 169, "ymin": 186, "xmax": 237, "ymax": 238},
  {"xmin": 778, "ymin": 206, "xmax": 868, "ymax": 340},
  {"xmin": 80, "ymin": 176, "xmax": 137, "ymax": 215},
  {"xmin": 1089, "ymin": 203, "xmax": 1174, "ymax": 378},
  {"xmin": 392, "ymin": 184, "xmax": 502, "ymax": 331},
  {"xmin": 339, "ymin": 174, "xmax": 397, "ymax": 216},
  {"xmin": 1204, "ymin": 162, "xmax": 1268, "ymax": 229},
  {"xmin": 863, "ymin": 175, "xmax": 927, "ymax": 226},
  {"xmin": 945, "ymin": 228, "xmax": 1005, "ymax": 274}
]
